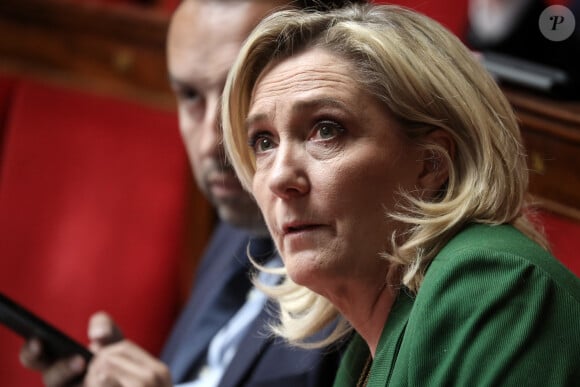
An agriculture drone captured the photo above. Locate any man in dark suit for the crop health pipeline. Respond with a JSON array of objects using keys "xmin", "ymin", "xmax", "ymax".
[{"xmin": 19, "ymin": 0, "xmax": 357, "ymax": 386}]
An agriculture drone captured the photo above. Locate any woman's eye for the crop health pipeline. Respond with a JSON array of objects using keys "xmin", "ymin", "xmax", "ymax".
[
  {"xmin": 313, "ymin": 121, "xmax": 344, "ymax": 140},
  {"xmin": 257, "ymin": 137, "xmax": 273, "ymax": 152},
  {"xmin": 249, "ymin": 134, "xmax": 276, "ymax": 154}
]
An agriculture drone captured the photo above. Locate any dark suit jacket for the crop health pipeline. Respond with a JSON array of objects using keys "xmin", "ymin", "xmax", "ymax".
[{"xmin": 160, "ymin": 222, "xmax": 341, "ymax": 386}]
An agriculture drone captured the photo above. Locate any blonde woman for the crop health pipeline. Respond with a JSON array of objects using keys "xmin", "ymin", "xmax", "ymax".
[{"xmin": 222, "ymin": 4, "xmax": 580, "ymax": 386}]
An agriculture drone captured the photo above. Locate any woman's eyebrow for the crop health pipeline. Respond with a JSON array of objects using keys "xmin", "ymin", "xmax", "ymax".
[
  {"xmin": 245, "ymin": 113, "xmax": 268, "ymax": 131},
  {"xmin": 246, "ymin": 97, "xmax": 349, "ymax": 129}
]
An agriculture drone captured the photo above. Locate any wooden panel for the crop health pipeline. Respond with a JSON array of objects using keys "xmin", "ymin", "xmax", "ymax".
[
  {"xmin": 503, "ymin": 87, "xmax": 580, "ymax": 220},
  {"xmin": 0, "ymin": 0, "xmax": 173, "ymax": 108}
]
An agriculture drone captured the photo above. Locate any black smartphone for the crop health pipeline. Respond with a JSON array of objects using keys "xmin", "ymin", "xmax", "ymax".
[{"xmin": 0, "ymin": 292, "xmax": 93, "ymax": 362}]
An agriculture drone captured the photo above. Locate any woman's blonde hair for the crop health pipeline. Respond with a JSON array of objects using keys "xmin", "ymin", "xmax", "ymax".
[{"xmin": 222, "ymin": 4, "xmax": 548, "ymax": 348}]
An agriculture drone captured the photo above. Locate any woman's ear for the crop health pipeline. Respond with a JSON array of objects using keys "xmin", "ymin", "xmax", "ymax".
[{"xmin": 417, "ymin": 129, "xmax": 455, "ymax": 196}]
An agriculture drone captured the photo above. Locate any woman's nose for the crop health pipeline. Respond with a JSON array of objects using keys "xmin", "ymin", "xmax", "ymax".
[{"xmin": 267, "ymin": 143, "xmax": 310, "ymax": 200}]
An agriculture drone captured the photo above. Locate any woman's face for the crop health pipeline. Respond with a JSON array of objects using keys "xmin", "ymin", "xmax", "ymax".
[{"xmin": 247, "ymin": 48, "xmax": 425, "ymax": 295}]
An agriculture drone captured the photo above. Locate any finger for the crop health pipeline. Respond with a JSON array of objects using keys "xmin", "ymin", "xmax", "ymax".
[
  {"xmin": 88, "ymin": 311, "xmax": 124, "ymax": 351},
  {"xmin": 109, "ymin": 342, "xmax": 171, "ymax": 387},
  {"xmin": 85, "ymin": 348, "xmax": 134, "ymax": 387},
  {"xmin": 85, "ymin": 360, "xmax": 123, "ymax": 387},
  {"xmin": 20, "ymin": 338, "xmax": 47, "ymax": 370},
  {"xmin": 41, "ymin": 355, "xmax": 86, "ymax": 387},
  {"xmin": 88, "ymin": 342, "xmax": 171, "ymax": 387}
]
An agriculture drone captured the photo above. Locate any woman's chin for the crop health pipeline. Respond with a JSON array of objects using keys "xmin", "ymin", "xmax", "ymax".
[{"xmin": 286, "ymin": 265, "xmax": 336, "ymax": 296}]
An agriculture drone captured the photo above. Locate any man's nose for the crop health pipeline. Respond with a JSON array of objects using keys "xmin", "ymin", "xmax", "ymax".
[{"xmin": 199, "ymin": 100, "xmax": 223, "ymax": 158}]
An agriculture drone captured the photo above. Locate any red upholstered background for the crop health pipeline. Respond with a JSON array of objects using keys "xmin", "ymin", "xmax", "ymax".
[
  {"xmin": 540, "ymin": 212, "xmax": 580, "ymax": 275},
  {"xmin": 0, "ymin": 77, "xmax": 194, "ymax": 386}
]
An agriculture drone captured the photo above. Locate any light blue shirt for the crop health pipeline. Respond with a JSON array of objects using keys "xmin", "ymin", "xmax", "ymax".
[{"xmin": 176, "ymin": 258, "xmax": 281, "ymax": 387}]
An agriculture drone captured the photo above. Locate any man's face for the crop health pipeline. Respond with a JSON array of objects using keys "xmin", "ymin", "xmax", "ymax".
[{"xmin": 167, "ymin": 0, "xmax": 285, "ymax": 233}]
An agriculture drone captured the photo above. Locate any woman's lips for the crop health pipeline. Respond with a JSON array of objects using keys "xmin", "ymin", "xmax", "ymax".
[{"xmin": 283, "ymin": 223, "xmax": 322, "ymax": 234}]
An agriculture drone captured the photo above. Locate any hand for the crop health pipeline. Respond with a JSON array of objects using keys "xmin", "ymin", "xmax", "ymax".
[
  {"xmin": 18, "ymin": 311, "xmax": 125, "ymax": 387},
  {"xmin": 85, "ymin": 341, "xmax": 171, "ymax": 387},
  {"xmin": 19, "ymin": 338, "xmax": 87, "ymax": 387},
  {"xmin": 87, "ymin": 311, "xmax": 124, "ymax": 352}
]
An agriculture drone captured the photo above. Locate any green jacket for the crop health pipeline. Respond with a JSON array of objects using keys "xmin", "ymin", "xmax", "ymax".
[{"xmin": 334, "ymin": 224, "xmax": 580, "ymax": 386}]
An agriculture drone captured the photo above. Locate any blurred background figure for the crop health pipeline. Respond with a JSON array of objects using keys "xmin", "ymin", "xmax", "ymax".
[{"xmin": 467, "ymin": 0, "xmax": 580, "ymax": 96}]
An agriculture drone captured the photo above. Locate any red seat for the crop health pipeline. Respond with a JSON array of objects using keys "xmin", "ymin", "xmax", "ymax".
[
  {"xmin": 540, "ymin": 211, "xmax": 580, "ymax": 277},
  {"xmin": 0, "ymin": 78, "xmax": 194, "ymax": 385},
  {"xmin": 0, "ymin": 75, "xmax": 18, "ymax": 169}
]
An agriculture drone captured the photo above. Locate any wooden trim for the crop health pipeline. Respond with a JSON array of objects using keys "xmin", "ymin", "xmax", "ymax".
[
  {"xmin": 502, "ymin": 86, "xmax": 580, "ymax": 219},
  {"xmin": 0, "ymin": 0, "xmax": 174, "ymax": 108},
  {"xmin": 533, "ymin": 196, "xmax": 580, "ymax": 223},
  {"xmin": 503, "ymin": 87, "xmax": 580, "ymax": 144},
  {"xmin": 0, "ymin": 0, "xmax": 170, "ymax": 46}
]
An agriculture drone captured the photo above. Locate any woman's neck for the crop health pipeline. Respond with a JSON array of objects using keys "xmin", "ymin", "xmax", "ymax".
[{"xmin": 326, "ymin": 265, "xmax": 401, "ymax": 357}]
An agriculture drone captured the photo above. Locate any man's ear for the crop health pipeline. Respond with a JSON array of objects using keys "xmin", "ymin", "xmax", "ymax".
[{"xmin": 417, "ymin": 129, "xmax": 456, "ymax": 196}]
